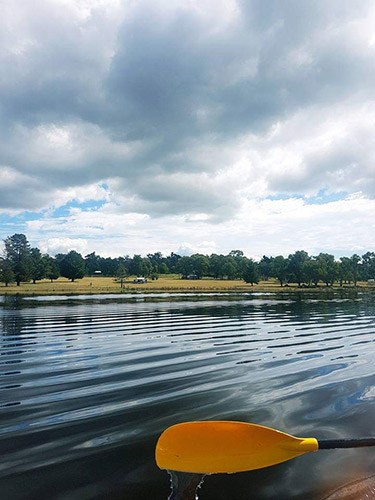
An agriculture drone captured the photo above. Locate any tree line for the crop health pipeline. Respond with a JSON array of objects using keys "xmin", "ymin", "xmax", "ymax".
[{"xmin": 1, "ymin": 234, "xmax": 375, "ymax": 287}]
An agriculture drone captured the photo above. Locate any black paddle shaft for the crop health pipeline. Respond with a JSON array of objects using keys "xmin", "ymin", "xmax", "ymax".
[{"xmin": 318, "ymin": 438, "xmax": 375, "ymax": 449}]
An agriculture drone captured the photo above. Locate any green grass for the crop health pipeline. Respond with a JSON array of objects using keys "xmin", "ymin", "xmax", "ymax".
[{"xmin": 0, "ymin": 275, "xmax": 373, "ymax": 295}]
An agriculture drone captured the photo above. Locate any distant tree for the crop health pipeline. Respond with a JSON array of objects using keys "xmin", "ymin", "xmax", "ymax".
[
  {"xmin": 165, "ymin": 252, "xmax": 181, "ymax": 273},
  {"xmin": 100, "ymin": 257, "xmax": 118, "ymax": 276},
  {"xmin": 42, "ymin": 255, "xmax": 60, "ymax": 282},
  {"xmin": 209, "ymin": 254, "xmax": 226, "ymax": 279},
  {"xmin": 288, "ymin": 250, "xmax": 309, "ymax": 286},
  {"xmin": 85, "ymin": 252, "xmax": 102, "ymax": 276},
  {"xmin": 229, "ymin": 250, "xmax": 244, "ymax": 258},
  {"xmin": 350, "ymin": 254, "xmax": 361, "ymax": 286},
  {"xmin": 60, "ymin": 251, "xmax": 85, "ymax": 282},
  {"xmin": 338, "ymin": 257, "xmax": 352, "ymax": 286},
  {"xmin": 159, "ymin": 263, "xmax": 169, "ymax": 274},
  {"xmin": 0, "ymin": 258, "xmax": 14, "ymax": 286},
  {"xmin": 259, "ymin": 256, "xmax": 273, "ymax": 280},
  {"xmin": 130, "ymin": 255, "xmax": 144, "ymax": 276},
  {"xmin": 4, "ymin": 233, "xmax": 32, "ymax": 286},
  {"xmin": 229, "ymin": 250, "xmax": 245, "ymax": 277},
  {"xmin": 177, "ymin": 256, "xmax": 194, "ymax": 277},
  {"xmin": 142, "ymin": 258, "xmax": 152, "ymax": 277},
  {"xmin": 190, "ymin": 254, "xmax": 209, "ymax": 279},
  {"xmin": 147, "ymin": 252, "xmax": 163, "ymax": 273},
  {"xmin": 242, "ymin": 259, "xmax": 259, "ymax": 285},
  {"xmin": 116, "ymin": 263, "xmax": 127, "ymax": 288},
  {"xmin": 55, "ymin": 253, "xmax": 66, "ymax": 267},
  {"xmin": 30, "ymin": 248, "xmax": 45, "ymax": 283},
  {"xmin": 316, "ymin": 253, "xmax": 338, "ymax": 286},
  {"xmin": 303, "ymin": 258, "xmax": 320, "ymax": 286},
  {"xmin": 362, "ymin": 252, "xmax": 375, "ymax": 280},
  {"xmin": 222, "ymin": 259, "xmax": 237, "ymax": 279},
  {"xmin": 271, "ymin": 256, "xmax": 290, "ymax": 286}
]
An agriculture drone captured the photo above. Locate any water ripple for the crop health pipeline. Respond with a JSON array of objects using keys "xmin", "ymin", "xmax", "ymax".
[{"xmin": 1, "ymin": 293, "xmax": 375, "ymax": 499}]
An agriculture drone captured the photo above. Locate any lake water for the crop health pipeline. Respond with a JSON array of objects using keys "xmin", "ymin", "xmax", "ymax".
[{"xmin": 1, "ymin": 292, "xmax": 375, "ymax": 499}]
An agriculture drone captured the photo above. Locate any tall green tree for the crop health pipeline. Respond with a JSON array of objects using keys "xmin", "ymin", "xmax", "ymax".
[
  {"xmin": 0, "ymin": 258, "xmax": 14, "ymax": 286},
  {"xmin": 362, "ymin": 252, "xmax": 375, "ymax": 279},
  {"xmin": 130, "ymin": 255, "xmax": 144, "ymax": 276},
  {"xmin": 100, "ymin": 257, "xmax": 118, "ymax": 276},
  {"xmin": 316, "ymin": 253, "xmax": 338, "ymax": 286},
  {"xmin": 339, "ymin": 257, "xmax": 352, "ymax": 286},
  {"xmin": 190, "ymin": 254, "xmax": 209, "ymax": 279},
  {"xmin": 222, "ymin": 259, "xmax": 237, "ymax": 279},
  {"xmin": 350, "ymin": 254, "xmax": 361, "ymax": 286},
  {"xmin": 165, "ymin": 252, "xmax": 181, "ymax": 273},
  {"xmin": 85, "ymin": 252, "xmax": 102, "ymax": 276},
  {"xmin": 177, "ymin": 256, "xmax": 194, "ymax": 277},
  {"xmin": 242, "ymin": 259, "xmax": 259, "ymax": 285},
  {"xmin": 229, "ymin": 250, "xmax": 247, "ymax": 278},
  {"xmin": 259, "ymin": 256, "xmax": 273, "ymax": 280},
  {"xmin": 303, "ymin": 258, "xmax": 320, "ymax": 286},
  {"xmin": 30, "ymin": 248, "xmax": 45, "ymax": 283},
  {"xmin": 60, "ymin": 251, "xmax": 85, "ymax": 282},
  {"xmin": 42, "ymin": 255, "xmax": 60, "ymax": 282},
  {"xmin": 142, "ymin": 258, "xmax": 152, "ymax": 277},
  {"xmin": 209, "ymin": 254, "xmax": 226, "ymax": 279},
  {"xmin": 271, "ymin": 256, "xmax": 290, "ymax": 286},
  {"xmin": 288, "ymin": 250, "xmax": 309, "ymax": 286},
  {"xmin": 4, "ymin": 233, "xmax": 32, "ymax": 286},
  {"xmin": 147, "ymin": 252, "xmax": 163, "ymax": 273},
  {"xmin": 159, "ymin": 263, "xmax": 169, "ymax": 274}
]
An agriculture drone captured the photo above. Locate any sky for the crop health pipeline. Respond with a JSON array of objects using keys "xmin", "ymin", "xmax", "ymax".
[{"xmin": 1, "ymin": 0, "xmax": 375, "ymax": 259}]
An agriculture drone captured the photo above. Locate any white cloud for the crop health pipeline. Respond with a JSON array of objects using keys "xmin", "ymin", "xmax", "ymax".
[
  {"xmin": 38, "ymin": 237, "xmax": 88, "ymax": 256},
  {"xmin": 176, "ymin": 241, "xmax": 218, "ymax": 256},
  {"xmin": 1, "ymin": 0, "xmax": 375, "ymax": 255},
  {"xmin": 26, "ymin": 195, "xmax": 375, "ymax": 258}
]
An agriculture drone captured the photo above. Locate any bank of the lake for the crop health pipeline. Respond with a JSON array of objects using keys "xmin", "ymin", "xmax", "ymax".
[{"xmin": 1, "ymin": 275, "xmax": 374, "ymax": 296}]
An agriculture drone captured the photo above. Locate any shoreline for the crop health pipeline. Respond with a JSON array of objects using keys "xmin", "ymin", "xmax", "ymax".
[{"xmin": 1, "ymin": 275, "xmax": 374, "ymax": 297}]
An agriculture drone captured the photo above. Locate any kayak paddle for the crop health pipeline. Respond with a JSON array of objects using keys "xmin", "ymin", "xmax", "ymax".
[{"xmin": 156, "ymin": 421, "xmax": 375, "ymax": 474}]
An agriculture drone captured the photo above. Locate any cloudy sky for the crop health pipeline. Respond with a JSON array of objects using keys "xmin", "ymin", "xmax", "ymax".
[{"xmin": 1, "ymin": 0, "xmax": 374, "ymax": 258}]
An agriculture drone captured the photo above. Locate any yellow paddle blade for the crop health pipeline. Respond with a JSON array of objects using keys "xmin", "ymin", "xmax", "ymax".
[{"xmin": 156, "ymin": 421, "xmax": 318, "ymax": 474}]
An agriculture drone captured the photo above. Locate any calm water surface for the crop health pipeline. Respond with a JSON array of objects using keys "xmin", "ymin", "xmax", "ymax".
[{"xmin": 1, "ymin": 292, "xmax": 375, "ymax": 499}]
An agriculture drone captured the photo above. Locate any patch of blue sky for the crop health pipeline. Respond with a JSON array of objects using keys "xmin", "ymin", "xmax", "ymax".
[
  {"xmin": 0, "ymin": 199, "xmax": 107, "ymax": 239},
  {"xmin": 0, "ymin": 211, "xmax": 40, "ymax": 239},
  {"xmin": 0, "ymin": 212, "xmax": 40, "ymax": 239},
  {"xmin": 267, "ymin": 190, "xmax": 348, "ymax": 205},
  {"xmin": 0, "ymin": 211, "xmax": 43, "ymax": 224},
  {"xmin": 52, "ymin": 199, "xmax": 107, "ymax": 218},
  {"xmin": 305, "ymin": 190, "xmax": 348, "ymax": 205},
  {"xmin": 266, "ymin": 194, "xmax": 298, "ymax": 201}
]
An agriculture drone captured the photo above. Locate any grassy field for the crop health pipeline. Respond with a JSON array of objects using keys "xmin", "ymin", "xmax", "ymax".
[
  {"xmin": 0, "ymin": 275, "xmax": 252, "ymax": 295},
  {"xmin": 0, "ymin": 275, "xmax": 373, "ymax": 295}
]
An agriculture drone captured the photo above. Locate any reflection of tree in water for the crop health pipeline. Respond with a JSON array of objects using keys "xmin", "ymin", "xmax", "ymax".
[
  {"xmin": 168, "ymin": 292, "xmax": 368, "ymax": 323},
  {"xmin": 1, "ymin": 296, "xmax": 29, "ymax": 337},
  {"xmin": 1, "ymin": 314, "xmax": 30, "ymax": 337}
]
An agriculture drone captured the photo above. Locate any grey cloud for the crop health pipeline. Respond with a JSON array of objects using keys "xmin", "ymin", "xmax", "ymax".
[
  {"xmin": 1, "ymin": 0, "xmax": 375, "ymax": 216},
  {"xmin": 109, "ymin": 173, "xmax": 241, "ymax": 221}
]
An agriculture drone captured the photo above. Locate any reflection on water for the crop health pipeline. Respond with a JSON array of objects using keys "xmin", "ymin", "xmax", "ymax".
[{"xmin": 0, "ymin": 292, "xmax": 375, "ymax": 499}]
